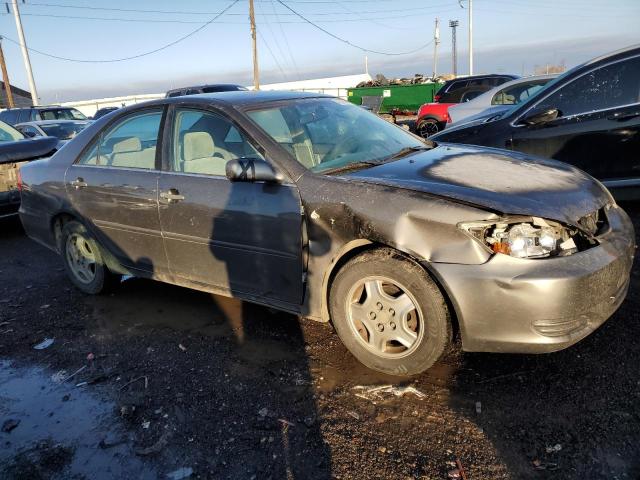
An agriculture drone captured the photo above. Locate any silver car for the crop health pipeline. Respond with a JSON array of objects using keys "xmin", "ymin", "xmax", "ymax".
[
  {"xmin": 448, "ymin": 74, "xmax": 557, "ymax": 125},
  {"xmin": 17, "ymin": 92, "xmax": 636, "ymax": 376}
]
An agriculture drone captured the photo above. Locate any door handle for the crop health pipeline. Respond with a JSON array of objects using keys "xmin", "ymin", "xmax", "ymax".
[
  {"xmin": 160, "ymin": 189, "xmax": 185, "ymax": 203},
  {"xmin": 71, "ymin": 177, "xmax": 87, "ymax": 189}
]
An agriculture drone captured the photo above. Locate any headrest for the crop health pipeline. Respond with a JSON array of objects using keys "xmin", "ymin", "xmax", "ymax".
[
  {"xmin": 184, "ymin": 131, "xmax": 214, "ymax": 161},
  {"xmin": 112, "ymin": 137, "xmax": 141, "ymax": 154}
]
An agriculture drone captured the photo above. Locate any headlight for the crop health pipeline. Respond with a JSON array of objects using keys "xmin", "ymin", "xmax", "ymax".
[{"xmin": 459, "ymin": 216, "xmax": 594, "ymax": 259}]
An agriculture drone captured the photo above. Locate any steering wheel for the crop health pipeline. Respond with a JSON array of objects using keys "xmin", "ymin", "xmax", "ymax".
[{"xmin": 325, "ymin": 136, "xmax": 362, "ymax": 162}]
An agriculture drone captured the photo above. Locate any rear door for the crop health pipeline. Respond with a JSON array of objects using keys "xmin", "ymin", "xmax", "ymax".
[
  {"xmin": 65, "ymin": 108, "xmax": 167, "ymax": 274},
  {"xmin": 511, "ymin": 55, "xmax": 640, "ymax": 181}
]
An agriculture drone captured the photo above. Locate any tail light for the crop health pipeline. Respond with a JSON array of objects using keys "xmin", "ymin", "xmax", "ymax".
[
  {"xmin": 434, "ymin": 95, "xmax": 441, "ymax": 102},
  {"xmin": 17, "ymin": 168, "xmax": 22, "ymax": 191}
]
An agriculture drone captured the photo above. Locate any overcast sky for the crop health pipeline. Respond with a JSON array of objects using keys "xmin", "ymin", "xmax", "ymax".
[{"xmin": 0, "ymin": 0, "xmax": 637, "ymax": 103}]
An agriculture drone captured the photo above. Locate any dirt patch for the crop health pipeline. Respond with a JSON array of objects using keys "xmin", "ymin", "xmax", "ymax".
[{"xmin": 1, "ymin": 205, "xmax": 640, "ymax": 479}]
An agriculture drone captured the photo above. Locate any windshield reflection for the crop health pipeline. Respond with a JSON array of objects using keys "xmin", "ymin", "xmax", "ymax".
[{"xmin": 247, "ymin": 98, "xmax": 428, "ymax": 174}]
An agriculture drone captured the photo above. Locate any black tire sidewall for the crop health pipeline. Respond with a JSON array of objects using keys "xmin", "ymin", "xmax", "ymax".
[
  {"xmin": 416, "ymin": 118, "xmax": 440, "ymax": 138},
  {"xmin": 330, "ymin": 250, "xmax": 451, "ymax": 376},
  {"xmin": 61, "ymin": 220, "xmax": 110, "ymax": 294}
]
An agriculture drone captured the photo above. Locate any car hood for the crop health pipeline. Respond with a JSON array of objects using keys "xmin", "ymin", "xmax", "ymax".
[{"xmin": 345, "ymin": 144, "xmax": 611, "ymax": 225}]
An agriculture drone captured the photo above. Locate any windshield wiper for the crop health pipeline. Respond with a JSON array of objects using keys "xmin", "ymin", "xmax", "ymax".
[
  {"xmin": 321, "ymin": 160, "xmax": 382, "ymax": 175},
  {"xmin": 386, "ymin": 145, "xmax": 430, "ymax": 161}
]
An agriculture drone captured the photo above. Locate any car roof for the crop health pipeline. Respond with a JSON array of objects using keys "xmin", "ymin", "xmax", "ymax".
[
  {"xmin": 15, "ymin": 119, "xmax": 90, "ymax": 126},
  {"xmin": 139, "ymin": 90, "xmax": 332, "ymax": 110},
  {"xmin": 583, "ymin": 43, "xmax": 640, "ymax": 67},
  {"xmin": 166, "ymin": 83, "xmax": 246, "ymax": 93},
  {"xmin": 444, "ymin": 73, "xmax": 519, "ymax": 83}
]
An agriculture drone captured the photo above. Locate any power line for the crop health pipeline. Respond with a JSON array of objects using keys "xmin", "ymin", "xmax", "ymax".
[
  {"xmin": 257, "ymin": 31, "xmax": 288, "ymax": 81},
  {"xmin": 269, "ymin": 0, "xmax": 300, "ymax": 78},
  {"xmin": 274, "ymin": 0, "xmax": 434, "ymax": 56},
  {"xmin": 2, "ymin": 0, "xmax": 240, "ymax": 63},
  {"xmin": 19, "ymin": 1, "xmax": 458, "ymax": 17},
  {"xmin": 12, "ymin": 11, "xmax": 459, "ymax": 25}
]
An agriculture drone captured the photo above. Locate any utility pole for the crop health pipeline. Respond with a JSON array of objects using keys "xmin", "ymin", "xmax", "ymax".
[
  {"xmin": 468, "ymin": 0, "xmax": 473, "ymax": 75},
  {"xmin": 449, "ymin": 20, "xmax": 459, "ymax": 77},
  {"xmin": 0, "ymin": 37, "xmax": 15, "ymax": 108},
  {"xmin": 248, "ymin": 0, "xmax": 259, "ymax": 90},
  {"xmin": 432, "ymin": 18, "xmax": 440, "ymax": 78},
  {"xmin": 11, "ymin": 0, "xmax": 38, "ymax": 105}
]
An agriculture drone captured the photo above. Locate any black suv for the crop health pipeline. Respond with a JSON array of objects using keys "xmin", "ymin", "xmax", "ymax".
[
  {"xmin": 165, "ymin": 84, "xmax": 247, "ymax": 98},
  {"xmin": 435, "ymin": 74, "xmax": 519, "ymax": 103},
  {"xmin": 432, "ymin": 45, "xmax": 640, "ymax": 198},
  {"xmin": 0, "ymin": 106, "xmax": 87, "ymax": 126}
]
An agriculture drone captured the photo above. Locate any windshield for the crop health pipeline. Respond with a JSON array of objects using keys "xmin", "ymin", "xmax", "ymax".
[
  {"xmin": 39, "ymin": 122, "xmax": 87, "ymax": 140},
  {"xmin": 40, "ymin": 108, "xmax": 87, "ymax": 121},
  {"xmin": 247, "ymin": 98, "xmax": 426, "ymax": 173},
  {"xmin": 0, "ymin": 120, "xmax": 24, "ymax": 142}
]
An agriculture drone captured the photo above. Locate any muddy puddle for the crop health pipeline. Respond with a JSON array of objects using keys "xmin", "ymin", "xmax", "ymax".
[{"xmin": 0, "ymin": 359, "xmax": 157, "ymax": 479}]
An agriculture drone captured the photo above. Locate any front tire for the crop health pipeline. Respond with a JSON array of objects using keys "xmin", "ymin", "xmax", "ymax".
[
  {"xmin": 330, "ymin": 249, "xmax": 451, "ymax": 376},
  {"xmin": 61, "ymin": 220, "xmax": 120, "ymax": 294}
]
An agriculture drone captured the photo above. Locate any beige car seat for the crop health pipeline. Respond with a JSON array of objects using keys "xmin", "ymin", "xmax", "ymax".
[
  {"xmin": 110, "ymin": 137, "xmax": 156, "ymax": 169},
  {"xmin": 182, "ymin": 131, "xmax": 232, "ymax": 176}
]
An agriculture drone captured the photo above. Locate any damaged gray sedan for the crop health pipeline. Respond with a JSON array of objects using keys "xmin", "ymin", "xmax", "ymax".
[{"xmin": 18, "ymin": 92, "xmax": 635, "ymax": 376}]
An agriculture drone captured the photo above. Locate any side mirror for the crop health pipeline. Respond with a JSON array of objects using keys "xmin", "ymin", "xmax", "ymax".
[
  {"xmin": 23, "ymin": 130, "xmax": 38, "ymax": 138},
  {"xmin": 519, "ymin": 108, "xmax": 559, "ymax": 126},
  {"xmin": 225, "ymin": 158, "xmax": 282, "ymax": 183}
]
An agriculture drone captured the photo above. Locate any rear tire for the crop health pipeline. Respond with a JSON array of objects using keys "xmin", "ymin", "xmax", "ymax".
[
  {"xmin": 61, "ymin": 220, "xmax": 120, "ymax": 294},
  {"xmin": 329, "ymin": 249, "xmax": 451, "ymax": 376},
  {"xmin": 415, "ymin": 118, "xmax": 442, "ymax": 138}
]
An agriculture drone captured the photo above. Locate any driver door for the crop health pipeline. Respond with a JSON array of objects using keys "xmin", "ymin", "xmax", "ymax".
[{"xmin": 158, "ymin": 106, "xmax": 304, "ymax": 305}]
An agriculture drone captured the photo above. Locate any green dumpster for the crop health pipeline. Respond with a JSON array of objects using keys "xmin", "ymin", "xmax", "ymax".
[{"xmin": 346, "ymin": 83, "xmax": 442, "ymax": 114}]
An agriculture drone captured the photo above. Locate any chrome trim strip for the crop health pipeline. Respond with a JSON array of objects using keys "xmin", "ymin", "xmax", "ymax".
[{"xmin": 602, "ymin": 178, "xmax": 640, "ymax": 188}]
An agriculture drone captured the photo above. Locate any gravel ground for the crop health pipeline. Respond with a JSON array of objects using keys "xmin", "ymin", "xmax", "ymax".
[{"xmin": 1, "ymin": 203, "xmax": 639, "ymax": 480}]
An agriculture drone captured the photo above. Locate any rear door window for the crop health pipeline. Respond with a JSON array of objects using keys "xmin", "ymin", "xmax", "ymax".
[
  {"xmin": 536, "ymin": 56, "xmax": 640, "ymax": 117},
  {"xmin": 16, "ymin": 110, "xmax": 30, "ymax": 123},
  {"xmin": 445, "ymin": 80, "xmax": 469, "ymax": 92},
  {"xmin": 0, "ymin": 110, "xmax": 18, "ymax": 125},
  {"xmin": 78, "ymin": 110, "xmax": 162, "ymax": 169}
]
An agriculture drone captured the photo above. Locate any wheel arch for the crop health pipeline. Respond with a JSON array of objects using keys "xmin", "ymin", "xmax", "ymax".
[
  {"xmin": 51, "ymin": 211, "xmax": 80, "ymax": 253},
  {"xmin": 321, "ymin": 241, "xmax": 462, "ymax": 342}
]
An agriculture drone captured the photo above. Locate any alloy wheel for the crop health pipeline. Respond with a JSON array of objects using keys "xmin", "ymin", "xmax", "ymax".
[{"xmin": 346, "ymin": 276, "xmax": 424, "ymax": 358}]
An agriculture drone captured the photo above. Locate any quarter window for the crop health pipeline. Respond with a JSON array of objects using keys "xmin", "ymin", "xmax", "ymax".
[
  {"xmin": 535, "ymin": 56, "xmax": 640, "ymax": 117},
  {"xmin": 78, "ymin": 110, "xmax": 162, "ymax": 169},
  {"xmin": 171, "ymin": 109, "xmax": 263, "ymax": 176}
]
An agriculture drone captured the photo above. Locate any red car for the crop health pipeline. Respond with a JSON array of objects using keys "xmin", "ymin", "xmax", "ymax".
[{"xmin": 416, "ymin": 74, "xmax": 518, "ymax": 138}]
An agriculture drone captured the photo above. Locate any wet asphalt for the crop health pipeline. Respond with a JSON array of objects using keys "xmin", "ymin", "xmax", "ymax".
[{"xmin": 0, "ymin": 204, "xmax": 639, "ymax": 480}]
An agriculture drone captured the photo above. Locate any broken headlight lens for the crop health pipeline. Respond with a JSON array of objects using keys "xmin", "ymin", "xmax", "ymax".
[{"xmin": 459, "ymin": 218, "xmax": 586, "ymax": 259}]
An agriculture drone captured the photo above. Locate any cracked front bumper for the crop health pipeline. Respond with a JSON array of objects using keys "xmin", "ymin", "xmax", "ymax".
[{"xmin": 429, "ymin": 205, "xmax": 635, "ymax": 353}]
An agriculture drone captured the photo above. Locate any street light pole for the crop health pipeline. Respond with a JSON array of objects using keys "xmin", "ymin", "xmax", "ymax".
[
  {"xmin": 10, "ymin": 0, "xmax": 38, "ymax": 105},
  {"xmin": 449, "ymin": 20, "xmax": 459, "ymax": 77}
]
